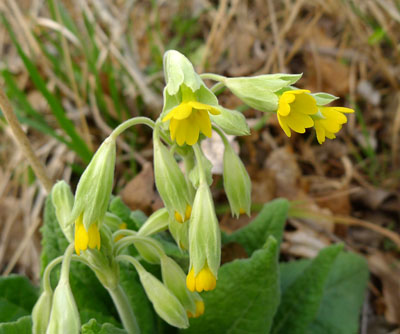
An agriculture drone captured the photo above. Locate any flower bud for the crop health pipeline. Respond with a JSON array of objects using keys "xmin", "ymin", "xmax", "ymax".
[
  {"xmin": 210, "ymin": 107, "xmax": 250, "ymax": 136},
  {"xmin": 32, "ymin": 290, "xmax": 52, "ymax": 334},
  {"xmin": 71, "ymin": 136, "xmax": 116, "ymax": 231},
  {"xmin": 133, "ymin": 236, "xmax": 164, "ymax": 265},
  {"xmin": 51, "ymin": 181, "xmax": 74, "ymax": 242},
  {"xmin": 224, "ymin": 74, "xmax": 302, "ymax": 112},
  {"xmin": 137, "ymin": 208, "xmax": 169, "ymax": 236},
  {"xmin": 161, "ymin": 255, "xmax": 198, "ymax": 315},
  {"xmin": 223, "ymin": 143, "xmax": 251, "ymax": 217},
  {"xmin": 46, "ymin": 245, "xmax": 80, "ymax": 334},
  {"xmin": 187, "ymin": 182, "xmax": 221, "ymax": 292},
  {"xmin": 137, "ymin": 265, "xmax": 189, "ymax": 329},
  {"xmin": 46, "ymin": 279, "xmax": 80, "ymax": 334},
  {"xmin": 153, "ymin": 131, "xmax": 191, "ymax": 220}
]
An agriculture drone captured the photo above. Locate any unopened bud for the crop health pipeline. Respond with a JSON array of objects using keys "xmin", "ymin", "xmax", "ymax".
[
  {"xmin": 51, "ymin": 181, "xmax": 74, "ymax": 242},
  {"xmin": 32, "ymin": 290, "xmax": 52, "ymax": 334}
]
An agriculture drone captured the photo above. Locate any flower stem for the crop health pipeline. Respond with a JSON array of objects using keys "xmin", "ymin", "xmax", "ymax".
[
  {"xmin": 111, "ymin": 117, "xmax": 155, "ymax": 140},
  {"xmin": 200, "ymin": 73, "xmax": 226, "ymax": 82},
  {"xmin": 212, "ymin": 125, "xmax": 229, "ymax": 147},
  {"xmin": 107, "ymin": 284, "xmax": 141, "ymax": 334},
  {"xmin": 192, "ymin": 144, "xmax": 207, "ymax": 185}
]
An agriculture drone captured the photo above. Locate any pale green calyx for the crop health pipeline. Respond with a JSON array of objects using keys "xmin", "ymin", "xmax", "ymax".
[
  {"xmin": 135, "ymin": 261, "xmax": 189, "ymax": 328},
  {"xmin": 164, "ymin": 50, "xmax": 202, "ymax": 95},
  {"xmin": 51, "ymin": 181, "xmax": 74, "ymax": 242},
  {"xmin": 169, "ymin": 217, "xmax": 189, "ymax": 250},
  {"xmin": 32, "ymin": 290, "xmax": 52, "ymax": 334},
  {"xmin": 189, "ymin": 182, "xmax": 221, "ymax": 277},
  {"xmin": 153, "ymin": 129, "xmax": 191, "ymax": 219},
  {"xmin": 71, "ymin": 136, "xmax": 116, "ymax": 230},
  {"xmin": 46, "ymin": 245, "xmax": 80, "ymax": 334},
  {"xmin": 189, "ymin": 151, "xmax": 213, "ymax": 188},
  {"xmin": 210, "ymin": 107, "xmax": 250, "ymax": 136},
  {"xmin": 223, "ymin": 143, "xmax": 251, "ymax": 217},
  {"xmin": 137, "ymin": 208, "xmax": 169, "ymax": 236},
  {"xmin": 161, "ymin": 255, "xmax": 198, "ymax": 314},
  {"xmin": 223, "ymin": 73, "xmax": 302, "ymax": 112},
  {"xmin": 312, "ymin": 92, "xmax": 339, "ymax": 106}
]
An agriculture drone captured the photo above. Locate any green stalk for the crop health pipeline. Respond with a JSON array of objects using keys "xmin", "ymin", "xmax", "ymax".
[
  {"xmin": 107, "ymin": 284, "xmax": 140, "ymax": 334},
  {"xmin": 192, "ymin": 143, "xmax": 207, "ymax": 185},
  {"xmin": 111, "ymin": 117, "xmax": 155, "ymax": 139}
]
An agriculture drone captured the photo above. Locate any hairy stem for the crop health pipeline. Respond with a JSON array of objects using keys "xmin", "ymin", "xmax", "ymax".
[{"xmin": 107, "ymin": 284, "xmax": 141, "ymax": 334}]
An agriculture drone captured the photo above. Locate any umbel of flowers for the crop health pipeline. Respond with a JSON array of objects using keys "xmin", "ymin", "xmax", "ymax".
[{"xmin": 33, "ymin": 50, "xmax": 354, "ymax": 334}]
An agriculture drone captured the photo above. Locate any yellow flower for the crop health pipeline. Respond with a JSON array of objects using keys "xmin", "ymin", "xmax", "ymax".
[
  {"xmin": 277, "ymin": 90, "xmax": 318, "ymax": 137},
  {"xmin": 187, "ymin": 300, "xmax": 205, "ymax": 318},
  {"xmin": 114, "ymin": 222, "xmax": 128, "ymax": 242},
  {"xmin": 186, "ymin": 264, "xmax": 217, "ymax": 292},
  {"xmin": 74, "ymin": 214, "xmax": 100, "ymax": 255},
  {"xmin": 174, "ymin": 205, "xmax": 192, "ymax": 223},
  {"xmin": 162, "ymin": 100, "xmax": 220, "ymax": 146},
  {"xmin": 313, "ymin": 107, "xmax": 354, "ymax": 144}
]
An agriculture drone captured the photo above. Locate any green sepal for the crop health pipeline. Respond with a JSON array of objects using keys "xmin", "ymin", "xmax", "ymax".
[
  {"xmin": 51, "ymin": 181, "xmax": 74, "ymax": 242},
  {"xmin": 189, "ymin": 182, "xmax": 221, "ymax": 276},
  {"xmin": 312, "ymin": 92, "xmax": 339, "ymax": 106},
  {"xmin": 224, "ymin": 73, "xmax": 302, "ymax": 112},
  {"xmin": 71, "ymin": 137, "xmax": 116, "ymax": 230},
  {"xmin": 223, "ymin": 144, "xmax": 251, "ymax": 217},
  {"xmin": 211, "ymin": 107, "xmax": 250, "ymax": 136},
  {"xmin": 153, "ymin": 131, "xmax": 191, "ymax": 219}
]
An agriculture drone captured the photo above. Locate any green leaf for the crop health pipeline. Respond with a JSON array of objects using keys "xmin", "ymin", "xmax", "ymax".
[
  {"xmin": 226, "ymin": 199, "xmax": 289, "ymax": 255},
  {"xmin": 41, "ymin": 195, "xmax": 119, "ymax": 326},
  {"xmin": 81, "ymin": 318, "xmax": 127, "ymax": 334},
  {"xmin": 0, "ymin": 275, "xmax": 38, "ymax": 322},
  {"xmin": 109, "ymin": 197, "xmax": 147, "ymax": 231},
  {"xmin": 0, "ymin": 315, "xmax": 32, "ymax": 334},
  {"xmin": 271, "ymin": 244, "xmax": 343, "ymax": 334},
  {"xmin": 182, "ymin": 236, "xmax": 280, "ymax": 334},
  {"xmin": 307, "ymin": 252, "xmax": 369, "ymax": 334}
]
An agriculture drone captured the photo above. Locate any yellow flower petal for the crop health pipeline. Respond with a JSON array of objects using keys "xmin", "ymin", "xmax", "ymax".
[
  {"xmin": 277, "ymin": 113, "xmax": 291, "ymax": 137},
  {"xmin": 314, "ymin": 121, "xmax": 326, "ymax": 144},
  {"xmin": 291, "ymin": 93, "xmax": 318, "ymax": 115},
  {"xmin": 188, "ymin": 101, "xmax": 220, "ymax": 115},
  {"xmin": 285, "ymin": 112, "xmax": 314, "ymax": 133},
  {"xmin": 195, "ymin": 110, "xmax": 212, "ymax": 138},
  {"xmin": 75, "ymin": 216, "xmax": 88, "ymax": 255},
  {"xmin": 88, "ymin": 223, "xmax": 101, "ymax": 250},
  {"xmin": 169, "ymin": 118, "xmax": 179, "ymax": 141}
]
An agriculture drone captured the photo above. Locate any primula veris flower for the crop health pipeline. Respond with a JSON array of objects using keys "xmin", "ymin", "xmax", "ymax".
[
  {"xmin": 277, "ymin": 89, "xmax": 318, "ymax": 137},
  {"xmin": 74, "ymin": 214, "xmax": 100, "ymax": 255},
  {"xmin": 174, "ymin": 205, "xmax": 192, "ymax": 223},
  {"xmin": 162, "ymin": 86, "xmax": 220, "ymax": 146},
  {"xmin": 313, "ymin": 107, "xmax": 354, "ymax": 144},
  {"xmin": 186, "ymin": 263, "xmax": 217, "ymax": 292},
  {"xmin": 187, "ymin": 300, "xmax": 205, "ymax": 318}
]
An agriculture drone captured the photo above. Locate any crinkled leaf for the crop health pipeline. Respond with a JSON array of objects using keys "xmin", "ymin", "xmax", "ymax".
[
  {"xmin": 0, "ymin": 275, "xmax": 38, "ymax": 322},
  {"xmin": 109, "ymin": 197, "xmax": 147, "ymax": 231},
  {"xmin": 226, "ymin": 199, "xmax": 289, "ymax": 255},
  {"xmin": 271, "ymin": 244, "xmax": 343, "ymax": 334},
  {"xmin": 81, "ymin": 318, "xmax": 127, "ymax": 334},
  {"xmin": 182, "ymin": 236, "xmax": 280, "ymax": 334},
  {"xmin": 308, "ymin": 252, "xmax": 369, "ymax": 334},
  {"xmin": 0, "ymin": 315, "xmax": 32, "ymax": 334}
]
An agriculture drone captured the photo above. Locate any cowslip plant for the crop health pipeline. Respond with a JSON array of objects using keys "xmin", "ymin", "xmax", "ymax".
[{"xmin": 0, "ymin": 50, "xmax": 367, "ymax": 334}]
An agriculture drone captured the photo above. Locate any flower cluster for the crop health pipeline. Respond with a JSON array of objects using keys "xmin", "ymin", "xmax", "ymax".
[{"xmin": 35, "ymin": 49, "xmax": 354, "ymax": 333}]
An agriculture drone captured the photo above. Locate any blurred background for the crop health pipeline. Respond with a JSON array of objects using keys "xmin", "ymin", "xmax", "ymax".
[{"xmin": 0, "ymin": 0, "xmax": 399, "ymax": 332}]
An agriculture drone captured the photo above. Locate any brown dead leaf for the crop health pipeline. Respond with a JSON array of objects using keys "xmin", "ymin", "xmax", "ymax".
[
  {"xmin": 264, "ymin": 146, "xmax": 302, "ymax": 199},
  {"xmin": 120, "ymin": 163, "xmax": 162, "ymax": 215},
  {"xmin": 368, "ymin": 252, "xmax": 400, "ymax": 325}
]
